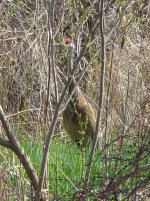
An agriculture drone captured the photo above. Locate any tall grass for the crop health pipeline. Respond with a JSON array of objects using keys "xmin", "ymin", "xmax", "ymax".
[{"xmin": 0, "ymin": 133, "xmax": 149, "ymax": 200}]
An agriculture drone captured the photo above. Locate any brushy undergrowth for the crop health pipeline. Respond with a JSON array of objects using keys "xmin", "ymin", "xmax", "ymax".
[{"xmin": 0, "ymin": 133, "xmax": 149, "ymax": 200}]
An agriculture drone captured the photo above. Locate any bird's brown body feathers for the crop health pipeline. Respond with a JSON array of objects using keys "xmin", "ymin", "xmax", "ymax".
[{"xmin": 63, "ymin": 80, "xmax": 96, "ymax": 147}]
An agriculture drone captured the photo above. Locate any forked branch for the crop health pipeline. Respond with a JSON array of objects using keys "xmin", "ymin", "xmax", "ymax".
[{"xmin": 0, "ymin": 105, "xmax": 39, "ymax": 192}]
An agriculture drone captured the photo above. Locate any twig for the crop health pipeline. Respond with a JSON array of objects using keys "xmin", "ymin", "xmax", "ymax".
[
  {"xmin": 83, "ymin": 0, "xmax": 105, "ymax": 191},
  {"xmin": 35, "ymin": 9, "xmax": 102, "ymax": 201},
  {"xmin": 0, "ymin": 137, "xmax": 13, "ymax": 149}
]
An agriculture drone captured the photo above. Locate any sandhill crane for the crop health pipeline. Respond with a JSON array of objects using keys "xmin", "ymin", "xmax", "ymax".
[{"xmin": 63, "ymin": 38, "xmax": 96, "ymax": 148}]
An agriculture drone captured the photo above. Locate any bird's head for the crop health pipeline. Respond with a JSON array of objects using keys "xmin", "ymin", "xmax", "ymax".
[{"xmin": 64, "ymin": 38, "xmax": 75, "ymax": 49}]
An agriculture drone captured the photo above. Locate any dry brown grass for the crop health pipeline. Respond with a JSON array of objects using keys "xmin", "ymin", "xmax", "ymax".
[{"xmin": 0, "ymin": 0, "xmax": 149, "ymax": 200}]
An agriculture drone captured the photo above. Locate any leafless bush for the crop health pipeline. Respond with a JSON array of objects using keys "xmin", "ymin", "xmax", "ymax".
[{"xmin": 0, "ymin": 0, "xmax": 149, "ymax": 200}]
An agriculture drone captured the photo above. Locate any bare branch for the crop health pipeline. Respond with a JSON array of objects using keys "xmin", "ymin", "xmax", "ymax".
[
  {"xmin": 0, "ymin": 105, "xmax": 39, "ymax": 191},
  {"xmin": 126, "ymin": 173, "xmax": 150, "ymax": 199},
  {"xmin": 84, "ymin": 0, "xmax": 105, "ymax": 190},
  {"xmin": 35, "ymin": 6, "xmax": 102, "ymax": 200},
  {"xmin": 0, "ymin": 137, "xmax": 13, "ymax": 149}
]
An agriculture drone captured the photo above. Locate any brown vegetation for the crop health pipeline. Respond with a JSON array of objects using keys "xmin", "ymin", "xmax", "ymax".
[{"xmin": 0, "ymin": 0, "xmax": 149, "ymax": 200}]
